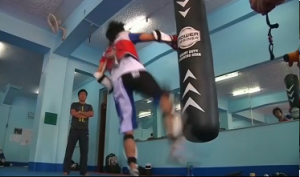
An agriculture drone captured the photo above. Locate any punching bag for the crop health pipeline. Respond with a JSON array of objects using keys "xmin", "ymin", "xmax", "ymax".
[
  {"xmin": 284, "ymin": 74, "xmax": 299, "ymax": 119},
  {"xmin": 174, "ymin": 0, "xmax": 219, "ymax": 142}
]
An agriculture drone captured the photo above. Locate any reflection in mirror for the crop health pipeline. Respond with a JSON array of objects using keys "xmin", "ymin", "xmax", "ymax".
[
  {"xmin": 134, "ymin": 89, "xmax": 181, "ymax": 141},
  {"xmin": 217, "ymin": 60, "xmax": 299, "ymax": 131},
  {"xmin": 134, "ymin": 60, "xmax": 299, "ymax": 141},
  {"xmin": 134, "ymin": 98, "xmax": 155, "ymax": 141},
  {"xmin": 216, "ymin": 70, "xmax": 253, "ymax": 130},
  {"xmin": 246, "ymin": 61, "xmax": 299, "ymax": 124}
]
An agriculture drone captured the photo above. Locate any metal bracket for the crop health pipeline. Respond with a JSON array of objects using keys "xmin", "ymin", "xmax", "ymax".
[{"xmin": 83, "ymin": 19, "xmax": 101, "ymax": 43}]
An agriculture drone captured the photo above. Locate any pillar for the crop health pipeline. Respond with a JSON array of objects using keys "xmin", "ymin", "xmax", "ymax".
[{"xmin": 29, "ymin": 52, "xmax": 68, "ymax": 171}]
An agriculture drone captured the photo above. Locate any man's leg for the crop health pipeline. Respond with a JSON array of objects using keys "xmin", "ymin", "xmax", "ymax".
[
  {"xmin": 133, "ymin": 71, "xmax": 177, "ymax": 137},
  {"xmin": 63, "ymin": 129, "xmax": 79, "ymax": 175},
  {"xmin": 78, "ymin": 130, "xmax": 89, "ymax": 175},
  {"xmin": 132, "ymin": 71, "xmax": 184, "ymax": 159},
  {"xmin": 114, "ymin": 76, "xmax": 139, "ymax": 176},
  {"xmin": 169, "ymin": 135, "xmax": 185, "ymax": 163},
  {"xmin": 123, "ymin": 131, "xmax": 138, "ymax": 172}
]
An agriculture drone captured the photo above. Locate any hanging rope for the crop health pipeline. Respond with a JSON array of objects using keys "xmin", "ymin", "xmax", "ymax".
[{"xmin": 266, "ymin": 13, "xmax": 279, "ymax": 60}]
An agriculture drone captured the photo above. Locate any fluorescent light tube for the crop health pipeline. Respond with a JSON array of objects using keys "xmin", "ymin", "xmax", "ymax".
[
  {"xmin": 215, "ymin": 72, "xmax": 239, "ymax": 82},
  {"xmin": 138, "ymin": 111, "xmax": 152, "ymax": 118},
  {"xmin": 233, "ymin": 87, "xmax": 261, "ymax": 96}
]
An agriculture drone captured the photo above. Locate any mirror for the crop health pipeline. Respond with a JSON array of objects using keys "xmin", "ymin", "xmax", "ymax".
[
  {"xmin": 216, "ymin": 70, "xmax": 253, "ymax": 130},
  {"xmin": 217, "ymin": 60, "xmax": 299, "ymax": 131},
  {"xmin": 134, "ymin": 98, "xmax": 155, "ymax": 141},
  {"xmin": 134, "ymin": 89, "xmax": 182, "ymax": 141},
  {"xmin": 134, "ymin": 60, "xmax": 299, "ymax": 142},
  {"xmin": 246, "ymin": 61, "xmax": 299, "ymax": 124}
]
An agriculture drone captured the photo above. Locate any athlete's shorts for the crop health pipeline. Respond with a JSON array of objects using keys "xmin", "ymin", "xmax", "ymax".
[{"xmin": 113, "ymin": 70, "xmax": 164, "ymax": 133}]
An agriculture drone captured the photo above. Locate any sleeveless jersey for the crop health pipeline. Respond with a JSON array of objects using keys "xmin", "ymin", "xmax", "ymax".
[{"xmin": 99, "ymin": 31, "xmax": 145, "ymax": 81}]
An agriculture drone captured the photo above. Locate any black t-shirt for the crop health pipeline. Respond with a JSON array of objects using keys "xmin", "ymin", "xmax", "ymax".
[{"xmin": 70, "ymin": 102, "xmax": 93, "ymax": 130}]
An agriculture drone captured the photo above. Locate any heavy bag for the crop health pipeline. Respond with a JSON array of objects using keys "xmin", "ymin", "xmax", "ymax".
[
  {"xmin": 284, "ymin": 74, "xmax": 299, "ymax": 119},
  {"xmin": 173, "ymin": 0, "xmax": 219, "ymax": 142}
]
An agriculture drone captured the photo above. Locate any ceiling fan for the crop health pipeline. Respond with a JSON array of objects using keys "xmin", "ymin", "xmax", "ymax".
[{"xmin": 47, "ymin": 13, "xmax": 66, "ymax": 41}]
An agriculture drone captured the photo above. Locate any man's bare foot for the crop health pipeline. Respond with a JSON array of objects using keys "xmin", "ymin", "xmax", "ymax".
[{"xmin": 63, "ymin": 172, "xmax": 68, "ymax": 175}]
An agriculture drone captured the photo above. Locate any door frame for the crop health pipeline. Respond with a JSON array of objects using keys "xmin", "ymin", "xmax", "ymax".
[{"xmin": 96, "ymin": 88, "xmax": 108, "ymax": 172}]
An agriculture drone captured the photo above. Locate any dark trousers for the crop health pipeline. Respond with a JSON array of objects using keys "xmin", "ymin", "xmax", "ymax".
[{"xmin": 63, "ymin": 129, "xmax": 89, "ymax": 175}]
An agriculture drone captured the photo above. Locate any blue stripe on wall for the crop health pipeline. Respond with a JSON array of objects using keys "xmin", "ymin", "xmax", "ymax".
[
  {"xmin": 14, "ymin": 162, "xmax": 297, "ymax": 176},
  {"xmin": 123, "ymin": 165, "xmax": 298, "ymax": 176}
]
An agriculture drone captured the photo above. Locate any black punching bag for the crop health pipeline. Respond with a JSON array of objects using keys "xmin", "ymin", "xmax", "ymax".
[
  {"xmin": 174, "ymin": 0, "xmax": 219, "ymax": 142},
  {"xmin": 284, "ymin": 74, "xmax": 299, "ymax": 119}
]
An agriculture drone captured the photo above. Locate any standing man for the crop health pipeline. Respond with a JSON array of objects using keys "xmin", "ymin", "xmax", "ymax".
[
  {"xmin": 93, "ymin": 21, "xmax": 179, "ymax": 176},
  {"xmin": 63, "ymin": 89, "xmax": 94, "ymax": 176}
]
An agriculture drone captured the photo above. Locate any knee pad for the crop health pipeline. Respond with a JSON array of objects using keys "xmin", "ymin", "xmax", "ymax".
[
  {"xmin": 127, "ymin": 157, "xmax": 137, "ymax": 165},
  {"xmin": 123, "ymin": 145, "xmax": 138, "ymax": 169},
  {"xmin": 123, "ymin": 134, "xmax": 134, "ymax": 141}
]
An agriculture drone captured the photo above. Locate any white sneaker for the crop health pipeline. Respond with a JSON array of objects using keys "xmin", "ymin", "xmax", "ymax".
[{"xmin": 129, "ymin": 168, "xmax": 139, "ymax": 176}]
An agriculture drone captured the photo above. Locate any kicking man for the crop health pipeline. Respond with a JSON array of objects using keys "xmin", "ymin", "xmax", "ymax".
[{"xmin": 94, "ymin": 21, "xmax": 182, "ymax": 176}]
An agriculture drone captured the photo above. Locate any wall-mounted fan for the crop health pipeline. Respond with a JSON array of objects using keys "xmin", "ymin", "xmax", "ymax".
[{"xmin": 47, "ymin": 13, "xmax": 66, "ymax": 41}]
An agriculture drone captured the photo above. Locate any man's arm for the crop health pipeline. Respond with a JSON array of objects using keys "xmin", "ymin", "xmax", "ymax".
[
  {"xmin": 97, "ymin": 57, "xmax": 106, "ymax": 73},
  {"xmin": 70, "ymin": 103, "xmax": 88, "ymax": 119},
  {"xmin": 71, "ymin": 110, "xmax": 88, "ymax": 119},
  {"xmin": 128, "ymin": 31, "xmax": 177, "ymax": 50},
  {"xmin": 88, "ymin": 105, "xmax": 94, "ymax": 117},
  {"xmin": 129, "ymin": 33, "xmax": 155, "ymax": 42},
  {"xmin": 94, "ymin": 56, "xmax": 114, "ymax": 93},
  {"xmin": 79, "ymin": 105, "xmax": 94, "ymax": 118}
]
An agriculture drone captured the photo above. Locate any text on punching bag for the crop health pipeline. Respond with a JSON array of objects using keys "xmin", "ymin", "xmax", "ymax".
[
  {"xmin": 178, "ymin": 32, "xmax": 200, "ymax": 45},
  {"xmin": 179, "ymin": 49, "xmax": 201, "ymax": 62},
  {"xmin": 177, "ymin": 27, "xmax": 201, "ymax": 50},
  {"xmin": 177, "ymin": 27, "xmax": 202, "ymax": 62}
]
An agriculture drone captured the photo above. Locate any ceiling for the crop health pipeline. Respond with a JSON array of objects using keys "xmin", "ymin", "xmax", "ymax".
[
  {"xmin": 0, "ymin": 0, "xmax": 236, "ymax": 53},
  {"xmin": 0, "ymin": 42, "xmax": 93, "ymax": 102},
  {"xmin": 0, "ymin": 42, "xmax": 43, "ymax": 99},
  {"xmin": 0, "ymin": 0, "xmax": 84, "ymax": 31},
  {"xmin": 85, "ymin": 0, "xmax": 237, "ymax": 51}
]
